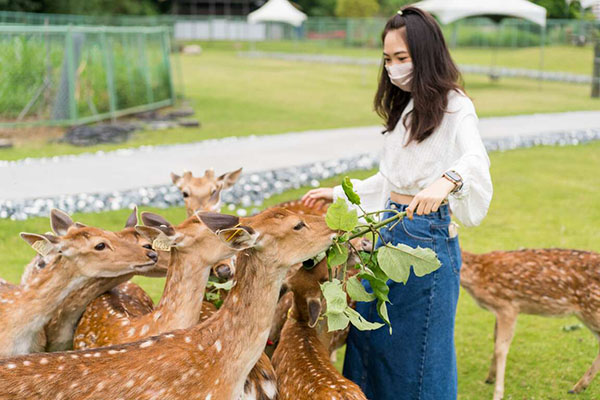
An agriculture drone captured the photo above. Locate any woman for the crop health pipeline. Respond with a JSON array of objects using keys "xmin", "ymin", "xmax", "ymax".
[{"xmin": 302, "ymin": 7, "xmax": 493, "ymax": 400}]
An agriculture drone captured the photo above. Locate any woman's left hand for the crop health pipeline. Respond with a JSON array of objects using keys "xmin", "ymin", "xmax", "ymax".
[{"xmin": 406, "ymin": 178, "xmax": 456, "ymax": 220}]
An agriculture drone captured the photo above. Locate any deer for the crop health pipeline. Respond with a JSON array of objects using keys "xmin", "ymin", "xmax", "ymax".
[
  {"xmin": 267, "ymin": 236, "xmax": 370, "ymax": 360},
  {"xmin": 460, "ymin": 248, "xmax": 600, "ymax": 400},
  {"xmin": 72, "ymin": 212, "xmax": 234, "ymax": 349},
  {"xmin": 171, "ymin": 167, "xmax": 243, "ymax": 217},
  {"xmin": 16, "ymin": 208, "xmax": 169, "ymax": 352},
  {"xmin": 0, "ymin": 207, "xmax": 336, "ymax": 400},
  {"xmin": 272, "ymin": 257, "xmax": 367, "ymax": 400},
  {"xmin": 0, "ymin": 214, "xmax": 158, "ymax": 357},
  {"xmin": 73, "ymin": 211, "xmax": 278, "ymax": 400}
]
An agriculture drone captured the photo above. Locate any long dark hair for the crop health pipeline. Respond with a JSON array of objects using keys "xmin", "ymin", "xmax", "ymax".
[{"xmin": 374, "ymin": 7, "xmax": 464, "ymax": 144}]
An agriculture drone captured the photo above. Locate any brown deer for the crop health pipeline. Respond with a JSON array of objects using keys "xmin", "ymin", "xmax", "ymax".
[
  {"xmin": 17, "ymin": 208, "xmax": 169, "ymax": 352},
  {"xmin": 0, "ymin": 215, "xmax": 158, "ymax": 357},
  {"xmin": 72, "ymin": 212, "xmax": 233, "ymax": 349},
  {"xmin": 461, "ymin": 248, "xmax": 600, "ymax": 399},
  {"xmin": 73, "ymin": 211, "xmax": 278, "ymax": 400},
  {"xmin": 171, "ymin": 167, "xmax": 243, "ymax": 216},
  {"xmin": 267, "ymin": 236, "xmax": 370, "ymax": 360},
  {"xmin": 272, "ymin": 257, "xmax": 367, "ymax": 400},
  {"xmin": 0, "ymin": 207, "xmax": 335, "ymax": 399}
]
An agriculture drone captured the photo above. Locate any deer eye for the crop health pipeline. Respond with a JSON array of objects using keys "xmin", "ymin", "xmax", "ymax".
[
  {"xmin": 94, "ymin": 243, "xmax": 106, "ymax": 251},
  {"xmin": 182, "ymin": 191, "xmax": 190, "ymax": 198},
  {"xmin": 293, "ymin": 221, "xmax": 305, "ymax": 231},
  {"xmin": 142, "ymin": 244, "xmax": 153, "ymax": 250}
]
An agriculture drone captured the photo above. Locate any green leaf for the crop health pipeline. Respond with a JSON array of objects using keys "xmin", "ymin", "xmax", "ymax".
[
  {"xmin": 377, "ymin": 301, "xmax": 392, "ymax": 334},
  {"xmin": 346, "ymin": 276, "xmax": 375, "ymax": 302},
  {"xmin": 358, "ymin": 272, "xmax": 389, "ymax": 303},
  {"xmin": 345, "ymin": 307, "xmax": 384, "ymax": 331},
  {"xmin": 326, "ymin": 311, "xmax": 350, "ymax": 332},
  {"xmin": 342, "ymin": 176, "xmax": 361, "ymax": 205},
  {"xmin": 320, "ymin": 279, "xmax": 348, "ymax": 314},
  {"xmin": 326, "ymin": 198, "xmax": 359, "ymax": 232},
  {"xmin": 377, "ymin": 244, "xmax": 441, "ymax": 283},
  {"xmin": 377, "ymin": 246, "xmax": 411, "ymax": 284},
  {"xmin": 327, "ymin": 244, "xmax": 349, "ymax": 267},
  {"xmin": 206, "ymin": 280, "xmax": 235, "ymax": 290}
]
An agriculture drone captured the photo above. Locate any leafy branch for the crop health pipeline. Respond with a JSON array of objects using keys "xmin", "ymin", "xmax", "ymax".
[{"xmin": 319, "ymin": 176, "xmax": 442, "ymax": 333}]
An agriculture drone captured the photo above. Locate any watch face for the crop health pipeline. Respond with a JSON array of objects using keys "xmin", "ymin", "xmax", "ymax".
[{"xmin": 446, "ymin": 171, "xmax": 461, "ymax": 182}]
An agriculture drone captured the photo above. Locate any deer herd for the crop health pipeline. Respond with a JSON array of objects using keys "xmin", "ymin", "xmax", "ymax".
[{"xmin": 0, "ymin": 167, "xmax": 598, "ymax": 400}]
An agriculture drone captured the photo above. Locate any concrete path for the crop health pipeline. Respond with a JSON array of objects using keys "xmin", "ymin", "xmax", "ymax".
[{"xmin": 2, "ymin": 110, "xmax": 600, "ymax": 201}]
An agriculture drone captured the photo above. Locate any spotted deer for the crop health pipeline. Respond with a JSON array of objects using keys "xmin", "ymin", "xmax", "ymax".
[
  {"xmin": 16, "ymin": 208, "xmax": 169, "ymax": 352},
  {"xmin": 73, "ymin": 212, "xmax": 235, "ymax": 349},
  {"xmin": 267, "ymin": 236, "xmax": 370, "ymax": 360},
  {"xmin": 171, "ymin": 167, "xmax": 243, "ymax": 216},
  {"xmin": 0, "ymin": 208, "xmax": 335, "ymax": 399},
  {"xmin": 272, "ymin": 257, "xmax": 367, "ymax": 400},
  {"xmin": 74, "ymin": 211, "xmax": 278, "ymax": 400},
  {"xmin": 461, "ymin": 248, "xmax": 600, "ymax": 399},
  {"xmin": 0, "ymin": 215, "xmax": 158, "ymax": 357}
]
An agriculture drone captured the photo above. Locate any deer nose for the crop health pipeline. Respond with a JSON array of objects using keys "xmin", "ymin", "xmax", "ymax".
[
  {"xmin": 215, "ymin": 264, "xmax": 232, "ymax": 280},
  {"xmin": 146, "ymin": 251, "xmax": 158, "ymax": 263}
]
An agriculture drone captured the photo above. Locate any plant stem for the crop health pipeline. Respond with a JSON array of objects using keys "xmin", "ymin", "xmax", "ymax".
[{"xmin": 348, "ymin": 212, "xmax": 406, "ymax": 240}]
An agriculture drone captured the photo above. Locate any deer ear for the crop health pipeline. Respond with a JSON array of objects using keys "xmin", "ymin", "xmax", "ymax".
[
  {"xmin": 141, "ymin": 212, "xmax": 175, "ymax": 236},
  {"xmin": 204, "ymin": 168, "xmax": 215, "ymax": 179},
  {"xmin": 125, "ymin": 206, "xmax": 138, "ymax": 228},
  {"xmin": 171, "ymin": 172, "xmax": 181, "ymax": 185},
  {"xmin": 307, "ymin": 298, "xmax": 322, "ymax": 328},
  {"xmin": 198, "ymin": 212, "xmax": 239, "ymax": 233},
  {"xmin": 216, "ymin": 226, "xmax": 258, "ymax": 250},
  {"xmin": 50, "ymin": 209, "xmax": 74, "ymax": 236},
  {"xmin": 20, "ymin": 233, "xmax": 58, "ymax": 256},
  {"xmin": 217, "ymin": 167, "xmax": 243, "ymax": 189}
]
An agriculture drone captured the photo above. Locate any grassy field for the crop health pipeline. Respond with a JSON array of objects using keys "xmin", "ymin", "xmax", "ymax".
[
  {"xmin": 1, "ymin": 142, "xmax": 599, "ymax": 399},
  {"xmin": 1, "ymin": 45, "xmax": 597, "ymax": 161}
]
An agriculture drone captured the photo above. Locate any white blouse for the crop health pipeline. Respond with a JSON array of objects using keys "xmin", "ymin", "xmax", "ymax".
[{"xmin": 333, "ymin": 90, "xmax": 493, "ymax": 227}]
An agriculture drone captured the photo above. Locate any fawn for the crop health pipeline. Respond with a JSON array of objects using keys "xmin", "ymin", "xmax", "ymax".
[
  {"xmin": 18, "ymin": 208, "xmax": 168, "ymax": 352},
  {"xmin": 73, "ymin": 212, "xmax": 234, "ymax": 349},
  {"xmin": 461, "ymin": 248, "xmax": 600, "ymax": 399},
  {"xmin": 171, "ymin": 167, "xmax": 243, "ymax": 216},
  {"xmin": 0, "ymin": 207, "xmax": 335, "ymax": 399},
  {"xmin": 272, "ymin": 257, "xmax": 367, "ymax": 400},
  {"xmin": 0, "ymin": 213, "xmax": 158, "ymax": 357}
]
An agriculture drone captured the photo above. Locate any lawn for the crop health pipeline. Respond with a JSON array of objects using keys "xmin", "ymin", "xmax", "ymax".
[
  {"xmin": 1, "ymin": 45, "xmax": 597, "ymax": 161},
  {"xmin": 1, "ymin": 142, "xmax": 599, "ymax": 399}
]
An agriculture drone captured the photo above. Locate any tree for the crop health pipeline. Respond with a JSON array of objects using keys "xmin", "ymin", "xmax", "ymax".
[
  {"xmin": 531, "ymin": 0, "xmax": 581, "ymax": 18},
  {"xmin": 335, "ymin": 0, "xmax": 379, "ymax": 18},
  {"xmin": 0, "ymin": 0, "xmax": 43, "ymax": 12}
]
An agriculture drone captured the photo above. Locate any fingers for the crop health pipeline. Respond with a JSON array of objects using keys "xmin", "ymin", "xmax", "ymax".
[
  {"xmin": 422, "ymin": 199, "xmax": 434, "ymax": 215},
  {"xmin": 416, "ymin": 198, "xmax": 427, "ymax": 216},
  {"xmin": 431, "ymin": 199, "xmax": 443, "ymax": 213},
  {"xmin": 406, "ymin": 197, "xmax": 419, "ymax": 220}
]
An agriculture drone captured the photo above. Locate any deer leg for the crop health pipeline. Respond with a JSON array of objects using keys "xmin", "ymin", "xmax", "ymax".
[
  {"xmin": 492, "ymin": 309, "xmax": 518, "ymax": 400},
  {"xmin": 569, "ymin": 333, "xmax": 600, "ymax": 394},
  {"xmin": 486, "ymin": 319, "xmax": 498, "ymax": 384}
]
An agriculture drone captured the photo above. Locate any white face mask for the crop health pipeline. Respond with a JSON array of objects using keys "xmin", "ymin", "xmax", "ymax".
[{"xmin": 385, "ymin": 62, "xmax": 413, "ymax": 92}]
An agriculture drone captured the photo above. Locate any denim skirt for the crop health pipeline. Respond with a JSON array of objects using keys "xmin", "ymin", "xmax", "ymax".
[{"xmin": 343, "ymin": 200, "xmax": 462, "ymax": 400}]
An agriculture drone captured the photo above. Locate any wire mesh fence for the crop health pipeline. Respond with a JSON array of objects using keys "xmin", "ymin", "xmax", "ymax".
[
  {"xmin": 0, "ymin": 25, "xmax": 174, "ymax": 128},
  {"xmin": 0, "ymin": 10, "xmax": 598, "ymax": 48}
]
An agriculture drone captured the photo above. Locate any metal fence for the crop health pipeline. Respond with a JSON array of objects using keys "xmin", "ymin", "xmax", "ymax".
[
  {"xmin": 0, "ymin": 10, "xmax": 598, "ymax": 48},
  {"xmin": 0, "ymin": 25, "xmax": 174, "ymax": 128}
]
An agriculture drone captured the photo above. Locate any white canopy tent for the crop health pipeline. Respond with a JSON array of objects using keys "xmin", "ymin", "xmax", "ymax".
[
  {"xmin": 247, "ymin": 0, "xmax": 307, "ymax": 27},
  {"xmin": 413, "ymin": 0, "xmax": 548, "ymax": 80},
  {"xmin": 413, "ymin": 0, "xmax": 547, "ymax": 26}
]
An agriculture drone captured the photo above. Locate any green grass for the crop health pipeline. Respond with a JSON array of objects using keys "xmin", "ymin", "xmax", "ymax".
[
  {"xmin": 196, "ymin": 40, "xmax": 594, "ymax": 75},
  {"xmin": 1, "ymin": 143, "xmax": 599, "ymax": 398},
  {"xmin": 1, "ymin": 47, "xmax": 598, "ymax": 161}
]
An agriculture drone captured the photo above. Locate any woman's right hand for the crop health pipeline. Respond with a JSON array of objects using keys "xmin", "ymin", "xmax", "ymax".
[{"xmin": 301, "ymin": 187, "xmax": 334, "ymax": 209}]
